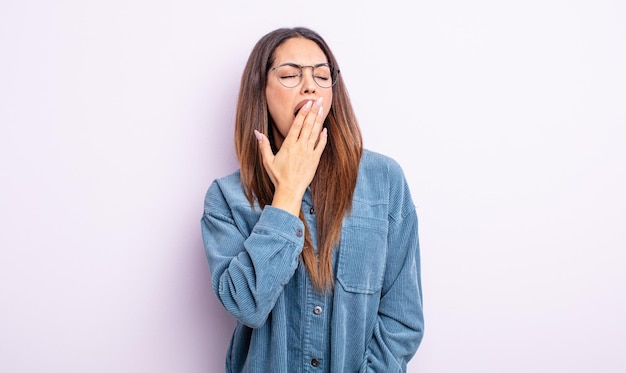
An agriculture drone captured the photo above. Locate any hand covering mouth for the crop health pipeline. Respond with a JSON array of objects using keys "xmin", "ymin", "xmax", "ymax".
[{"xmin": 293, "ymin": 100, "xmax": 311, "ymax": 117}]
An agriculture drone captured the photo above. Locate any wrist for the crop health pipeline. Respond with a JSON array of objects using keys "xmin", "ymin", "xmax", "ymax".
[{"xmin": 271, "ymin": 187, "xmax": 304, "ymax": 216}]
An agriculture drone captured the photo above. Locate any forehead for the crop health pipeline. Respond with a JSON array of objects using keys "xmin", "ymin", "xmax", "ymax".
[{"xmin": 273, "ymin": 37, "xmax": 328, "ymax": 65}]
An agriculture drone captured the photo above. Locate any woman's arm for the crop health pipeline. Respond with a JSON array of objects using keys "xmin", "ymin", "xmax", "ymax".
[
  {"xmin": 366, "ymin": 166, "xmax": 424, "ymax": 371},
  {"xmin": 201, "ymin": 182, "xmax": 305, "ymax": 328}
]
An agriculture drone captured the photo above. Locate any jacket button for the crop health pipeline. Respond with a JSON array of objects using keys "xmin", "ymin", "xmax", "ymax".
[
  {"xmin": 311, "ymin": 359, "xmax": 319, "ymax": 367},
  {"xmin": 309, "ymin": 207, "xmax": 315, "ymax": 214},
  {"xmin": 296, "ymin": 228, "xmax": 303, "ymax": 237},
  {"xmin": 313, "ymin": 306, "xmax": 323, "ymax": 315}
]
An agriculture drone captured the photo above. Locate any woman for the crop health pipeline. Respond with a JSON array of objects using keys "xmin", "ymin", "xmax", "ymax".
[{"xmin": 201, "ymin": 27, "xmax": 424, "ymax": 372}]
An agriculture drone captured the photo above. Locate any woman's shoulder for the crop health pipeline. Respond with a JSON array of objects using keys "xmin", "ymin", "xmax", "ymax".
[
  {"xmin": 212, "ymin": 169, "xmax": 242, "ymax": 187},
  {"xmin": 356, "ymin": 149, "xmax": 415, "ymax": 212},
  {"xmin": 360, "ymin": 148, "xmax": 406, "ymax": 179},
  {"xmin": 204, "ymin": 169, "xmax": 249, "ymax": 207}
]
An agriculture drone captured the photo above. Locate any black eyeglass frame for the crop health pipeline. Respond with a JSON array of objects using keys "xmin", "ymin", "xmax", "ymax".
[{"xmin": 268, "ymin": 62, "xmax": 340, "ymax": 88}]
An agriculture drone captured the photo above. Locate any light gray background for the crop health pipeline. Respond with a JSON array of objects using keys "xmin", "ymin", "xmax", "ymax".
[{"xmin": 1, "ymin": 1, "xmax": 624, "ymax": 372}]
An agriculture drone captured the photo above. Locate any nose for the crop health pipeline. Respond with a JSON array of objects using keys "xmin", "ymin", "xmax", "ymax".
[{"xmin": 300, "ymin": 66, "xmax": 316, "ymax": 94}]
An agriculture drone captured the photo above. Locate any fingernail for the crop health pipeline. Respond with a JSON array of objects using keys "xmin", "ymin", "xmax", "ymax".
[
  {"xmin": 314, "ymin": 97, "xmax": 323, "ymax": 108},
  {"xmin": 254, "ymin": 130, "xmax": 263, "ymax": 141},
  {"xmin": 317, "ymin": 106, "xmax": 324, "ymax": 117},
  {"xmin": 303, "ymin": 100, "xmax": 313, "ymax": 111},
  {"xmin": 322, "ymin": 127, "xmax": 327, "ymax": 136}
]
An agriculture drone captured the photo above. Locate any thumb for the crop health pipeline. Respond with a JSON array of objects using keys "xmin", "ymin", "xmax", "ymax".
[{"xmin": 254, "ymin": 130, "xmax": 274, "ymax": 162}]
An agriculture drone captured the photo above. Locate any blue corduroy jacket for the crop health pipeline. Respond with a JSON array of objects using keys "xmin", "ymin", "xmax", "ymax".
[{"xmin": 201, "ymin": 149, "xmax": 424, "ymax": 372}]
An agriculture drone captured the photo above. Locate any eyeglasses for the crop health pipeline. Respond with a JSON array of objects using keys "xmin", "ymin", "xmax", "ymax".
[{"xmin": 269, "ymin": 63, "xmax": 339, "ymax": 89}]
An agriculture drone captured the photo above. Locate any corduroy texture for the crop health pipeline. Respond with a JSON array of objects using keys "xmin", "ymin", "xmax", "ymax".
[{"xmin": 201, "ymin": 150, "xmax": 424, "ymax": 372}]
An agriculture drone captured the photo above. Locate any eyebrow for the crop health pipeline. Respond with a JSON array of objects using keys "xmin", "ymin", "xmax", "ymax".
[{"xmin": 275, "ymin": 62, "xmax": 330, "ymax": 67}]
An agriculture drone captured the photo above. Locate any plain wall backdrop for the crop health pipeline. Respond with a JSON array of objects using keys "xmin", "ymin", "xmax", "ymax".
[{"xmin": 1, "ymin": 1, "xmax": 625, "ymax": 372}]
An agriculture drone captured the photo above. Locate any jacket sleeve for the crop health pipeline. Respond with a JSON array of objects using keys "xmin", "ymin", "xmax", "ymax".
[
  {"xmin": 366, "ymin": 172, "xmax": 424, "ymax": 372},
  {"xmin": 200, "ymin": 181, "xmax": 305, "ymax": 328}
]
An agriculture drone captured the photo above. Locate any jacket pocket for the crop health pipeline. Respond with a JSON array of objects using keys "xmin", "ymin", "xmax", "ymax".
[{"xmin": 336, "ymin": 216, "xmax": 387, "ymax": 294}]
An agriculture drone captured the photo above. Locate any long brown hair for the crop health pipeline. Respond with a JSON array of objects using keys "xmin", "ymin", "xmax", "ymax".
[{"xmin": 234, "ymin": 27, "xmax": 362, "ymax": 292}]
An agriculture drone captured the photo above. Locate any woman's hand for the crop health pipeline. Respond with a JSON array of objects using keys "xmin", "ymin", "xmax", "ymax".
[{"xmin": 255, "ymin": 97, "xmax": 328, "ymax": 216}]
